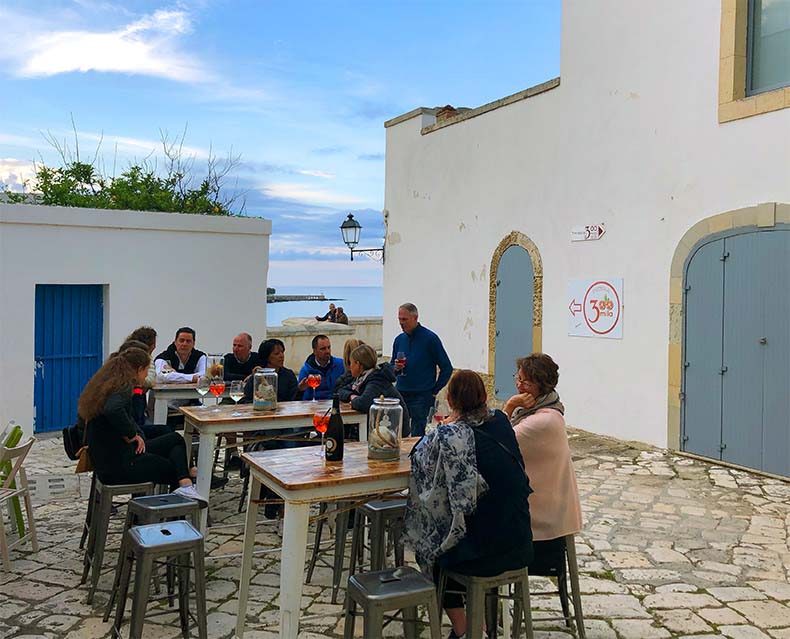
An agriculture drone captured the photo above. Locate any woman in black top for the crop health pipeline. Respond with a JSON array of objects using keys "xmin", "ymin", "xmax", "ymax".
[
  {"xmin": 242, "ymin": 339, "xmax": 299, "ymax": 402},
  {"xmin": 80, "ymin": 347, "xmax": 205, "ymax": 505},
  {"xmin": 405, "ymin": 370, "xmax": 532, "ymax": 639}
]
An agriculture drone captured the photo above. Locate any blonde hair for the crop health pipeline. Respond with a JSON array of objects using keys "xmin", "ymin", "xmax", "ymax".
[
  {"xmin": 342, "ymin": 338, "xmax": 364, "ymax": 371},
  {"xmin": 350, "ymin": 344, "xmax": 377, "ymax": 372}
]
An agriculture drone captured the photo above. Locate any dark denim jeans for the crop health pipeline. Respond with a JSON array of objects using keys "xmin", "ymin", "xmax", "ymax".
[{"xmin": 400, "ymin": 390, "xmax": 434, "ymax": 437}]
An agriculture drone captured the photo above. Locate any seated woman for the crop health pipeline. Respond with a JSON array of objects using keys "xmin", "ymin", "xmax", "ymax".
[
  {"xmin": 242, "ymin": 338, "xmax": 299, "ymax": 402},
  {"xmin": 335, "ymin": 344, "xmax": 410, "ymax": 434},
  {"xmin": 79, "ymin": 347, "xmax": 206, "ymax": 506},
  {"xmin": 333, "ymin": 338, "xmax": 364, "ymax": 392},
  {"xmin": 503, "ymin": 353, "xmax": 582, "ymax": 573},
  {"xmin": 404, "ymin": 370, "xmax": 533, "ymax": 639}
]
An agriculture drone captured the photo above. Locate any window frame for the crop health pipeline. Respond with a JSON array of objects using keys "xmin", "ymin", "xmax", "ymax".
[{"xmin": 746, "ymin": 0, "xmax": 790, "ymax": 96}]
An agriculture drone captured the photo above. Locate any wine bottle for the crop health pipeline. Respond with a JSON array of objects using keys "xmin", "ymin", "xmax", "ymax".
[{"xmin": 324, "ymin": 393, "xmax": 344, "ymax": 461}]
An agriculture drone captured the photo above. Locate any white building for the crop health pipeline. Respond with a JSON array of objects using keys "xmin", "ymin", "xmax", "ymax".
[
  {"xmin": 383, "ymin": 0, "xmax": 790, "ymax": 475},
  {"xmin": 0, "ymin": 204, "xmax": 271, "ymax": 437}
]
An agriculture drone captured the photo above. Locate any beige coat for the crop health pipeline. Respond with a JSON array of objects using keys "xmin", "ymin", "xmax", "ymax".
[{"xmin": 512, "ymin": 408, "xmax": 582, "ymax": 541}]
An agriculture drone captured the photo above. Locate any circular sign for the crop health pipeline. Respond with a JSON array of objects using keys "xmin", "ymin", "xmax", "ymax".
[{"xmin": 582, "ymin": 280, "xmax": 621, "ymax": 335}]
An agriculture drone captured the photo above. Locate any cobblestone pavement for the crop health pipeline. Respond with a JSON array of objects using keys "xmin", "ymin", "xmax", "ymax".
[{"xmin": 1, "ymin": 429, "xmax": 789, "ymax": 638}]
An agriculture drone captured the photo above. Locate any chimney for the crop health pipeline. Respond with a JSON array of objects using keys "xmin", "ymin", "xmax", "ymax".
[{"xmin": 435, "ymin": 105, "xmax": 459, "ymax": 123}]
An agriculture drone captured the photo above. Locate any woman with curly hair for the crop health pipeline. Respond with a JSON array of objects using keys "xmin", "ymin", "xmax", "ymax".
[{"xmin": 79, "ymin": 346, "xmax": 205, "ymax": 506}]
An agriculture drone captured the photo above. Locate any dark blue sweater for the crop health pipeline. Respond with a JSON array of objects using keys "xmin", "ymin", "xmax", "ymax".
[{"xmin": 391, "ymin": 324, "xmax": 452, "ymax": 395}]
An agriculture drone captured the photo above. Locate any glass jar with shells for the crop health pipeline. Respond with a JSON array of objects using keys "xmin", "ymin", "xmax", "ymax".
[{"xmin": 367, "ymin": 396, "xmax": 402, "ymax": 460}]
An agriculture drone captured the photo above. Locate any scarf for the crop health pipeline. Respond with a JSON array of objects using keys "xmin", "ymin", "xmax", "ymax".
[
  {"xmin": 510, "ymin": 390, "xmax": 565, "ymax": 427},
  {"xmin": 351, "ymin": 368, "xmax": 373, "ymax": 393},
  {"xmin": 403, "ymin": 413, "xmax": 490, "ymax": 574}
]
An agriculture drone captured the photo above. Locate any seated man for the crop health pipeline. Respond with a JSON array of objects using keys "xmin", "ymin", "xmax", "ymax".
[
  {"xmin": 224, "ymin": 332, "xmax": 261, "ymax": 381},
  {"xmin": 334, "ymin": 307, "xmax": 349, "ymax": 324},
  {"xmin": 155, "ymin": 327, "xmax": 206, "ymax": 383},
  {"xmin": 297, "ymin": 334, "xmax": 345, "ymax": 400},
  {"xmin": 315, "ymin": 303, "xmax": 337, "ymax": 322}
]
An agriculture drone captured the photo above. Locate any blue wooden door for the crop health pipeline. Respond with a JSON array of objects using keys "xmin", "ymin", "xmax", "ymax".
[
  {"xmin": 494, "ymin": 246, "xmax": 534, "ymax": 400},
  {"xmin": 683, "ymin": 228, "xmax": 790, "ymax": 475},
  {"xmin": 34, "ymin": 285, "xmax": 104, "ymax": 433},
  {"xmin": 682, "ymin": 239, "xmax": 724, "ymax": 460}
]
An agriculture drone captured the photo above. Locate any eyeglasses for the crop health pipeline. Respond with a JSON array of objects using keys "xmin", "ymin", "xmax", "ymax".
[{"xmin": 513, "ymin": 374, "xmax": 529, "ymax": 385}]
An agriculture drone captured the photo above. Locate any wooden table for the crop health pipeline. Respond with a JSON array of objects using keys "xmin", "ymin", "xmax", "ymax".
[
  {"xmin": 180, "ymin": 401, "xmax": 362, "ymax": 531},
  {"xmin": 151, "ymin": 382, "xmax": 229, "ymax": 424},
  {"xmin": 235, "ymin": 438, "xmax": 417, "ymax": 639}
]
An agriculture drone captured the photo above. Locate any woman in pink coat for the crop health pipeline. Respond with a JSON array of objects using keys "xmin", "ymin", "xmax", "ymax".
[{"xmin": 503, "ymin": 353, "xmax": 582, "ymax": 570}]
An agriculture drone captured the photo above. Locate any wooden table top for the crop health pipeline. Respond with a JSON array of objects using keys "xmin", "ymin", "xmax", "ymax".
[
  {"xmin": 243, "ymin": 438, "xmax": 418, "ymax": 490},
  {"xmin": 152, "ymin": 382, "xmax": 199, "ymax": 391},
  {"xmin": 180, "ymin": 400, "xmax": 358, "ymax": 424}
]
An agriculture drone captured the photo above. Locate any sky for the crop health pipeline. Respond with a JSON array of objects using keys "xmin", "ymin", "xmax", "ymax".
[{"xmin": 0, "ymin": 0, "xmax": 560, "ymax": 287}]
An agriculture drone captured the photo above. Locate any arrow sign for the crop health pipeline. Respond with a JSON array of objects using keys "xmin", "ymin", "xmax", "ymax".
[
  {"xmin": 568, "ymin": 299, "xmax": 582, "ymax": 316},
  {"xmin": 571, "ymin": 224, "xmax": 606, "ymax": 242}
]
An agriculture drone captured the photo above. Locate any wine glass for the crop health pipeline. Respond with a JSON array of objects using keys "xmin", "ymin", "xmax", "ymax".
[
  {"xmin": 229, "ymin": 380, "xmax": 244, "ymax": 416},
  {"xmin": 396, "ymin": 351, "xmax": 407, "ymax": 376},
  {"xmin": 196, "ymin": 375, "xmax": 211, "ymax": 409},
  {"xmin": 434, "ymin": 396, "xmax": 450, "ymax": 425},
  {"xmin": 210, "ymin": 376, "xmax": 226, "ymax": 412},
  {"xmin": 313, "ymin": 411, "xmax": 329, "ymax": 457},
  {"xmin": 307, "ymin": 373, "xmax": 322, "ymax": 402}
]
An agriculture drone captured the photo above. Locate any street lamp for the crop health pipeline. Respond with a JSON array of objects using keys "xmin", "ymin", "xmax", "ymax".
[{"xmin": 340, "ymin": 213, "xmax": 384, "ymax": 262}]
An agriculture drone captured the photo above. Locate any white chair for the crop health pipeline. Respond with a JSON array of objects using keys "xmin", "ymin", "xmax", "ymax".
[{"xmin": 0, "ymin": 436, "xmax": 39, "ymax": 570}]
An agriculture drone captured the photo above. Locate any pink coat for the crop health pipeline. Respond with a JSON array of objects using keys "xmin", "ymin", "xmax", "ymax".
[{"xmin": 512, "ymin": 408, "xmax": 582, "ymax": 541}]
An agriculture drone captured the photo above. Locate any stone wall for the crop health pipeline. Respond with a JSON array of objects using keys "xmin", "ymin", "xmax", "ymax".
[{"xmin": 270, "ymin": 316, "xmax": 382, "ymax": 372}]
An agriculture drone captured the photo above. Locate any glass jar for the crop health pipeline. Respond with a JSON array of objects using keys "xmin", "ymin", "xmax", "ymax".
[
  {"xmin": 253, "ymin": 368, "xmax": 278, "ymax": 411},
  {"xmin": 368, "ymin": 397, "xmax": 402, "ymax": 460}
]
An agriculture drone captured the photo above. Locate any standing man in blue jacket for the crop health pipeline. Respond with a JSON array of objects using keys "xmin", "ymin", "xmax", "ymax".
[
  {"xmin": 391, "ymin": 303, "xmax": 453, "ymax": 436},
  {"xmin": 297, "ymin": 334, "xmax": 345, "ymax": 400}
]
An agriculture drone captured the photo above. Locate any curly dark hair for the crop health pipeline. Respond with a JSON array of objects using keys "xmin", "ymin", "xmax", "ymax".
[
  {"xmin": 78, "ymin": 347, "xmax": 150, "ymax": 422},
  {"xmin": 516, "ymin": 353, "xmax": 559, "ymax": 396}
]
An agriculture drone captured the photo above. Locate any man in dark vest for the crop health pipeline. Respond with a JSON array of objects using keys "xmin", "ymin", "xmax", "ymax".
[{"xmin": 154, "ymin": 327, "xmax": 207, "ymax": 383}]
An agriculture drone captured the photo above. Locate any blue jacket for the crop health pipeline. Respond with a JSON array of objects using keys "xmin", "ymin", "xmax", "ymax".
[
  {"xmin": 391, "ymin": 323, "xmax": 452, "ymax": 396},
  {"xmin": 297, "ymin": 354, "xmax": 346, "ymax": 400}
]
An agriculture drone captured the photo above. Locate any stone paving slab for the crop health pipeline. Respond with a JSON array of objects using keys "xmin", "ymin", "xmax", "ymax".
[{"xmin": 0, "ymin": 430, "xmax": 788, "ymax": 638}]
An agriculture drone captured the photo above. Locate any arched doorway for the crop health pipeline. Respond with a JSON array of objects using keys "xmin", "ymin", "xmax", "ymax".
[
  {"xmin": 489, "ymin": 232, "xmax": 543, "ymax": 401},
  {"xmin": 682, "ymin": 225, "xmax": 789, "ymax": 475}
]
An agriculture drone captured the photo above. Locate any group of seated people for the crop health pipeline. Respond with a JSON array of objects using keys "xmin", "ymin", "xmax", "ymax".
[
  {"xmin": 314, "ymin": 302, "xmax": 349, "ymax": 324},
  {"xmin": 77, "ymin": 322, "xmax": 580, "ymax": 637}
]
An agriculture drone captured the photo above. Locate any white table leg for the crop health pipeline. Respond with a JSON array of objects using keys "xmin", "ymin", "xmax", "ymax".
[
  {"xmin": 279, "ymin": 501, "xmax": 310, "ymax": 639},
  {"xmin": 154, "ymin": 396, "xmax": 167, "ymax": 424},
  {"xmin": 235, "ymin": 475, "xmax": 261, "ymax": 639},
  {"xmin": 195, "ymin": 430, "xmax": 216, "ymax": 532},
  {"xmin": 359, "ymin": 420, "xmax": 367, "ymax": 443}
]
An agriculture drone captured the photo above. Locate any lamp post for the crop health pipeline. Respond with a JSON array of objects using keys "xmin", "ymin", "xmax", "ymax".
[{"xmin": 340, "ymin": 213, "xmax": 385, "ymax": 262}]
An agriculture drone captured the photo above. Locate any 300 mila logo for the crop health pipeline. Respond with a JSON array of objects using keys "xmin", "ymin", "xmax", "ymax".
[{"xmin": 325, "ymin": 439, "xmax": 336, "ymax": 452}]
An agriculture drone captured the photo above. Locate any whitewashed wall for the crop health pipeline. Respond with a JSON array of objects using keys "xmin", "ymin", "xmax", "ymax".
[
  {"xmin": 0, "ymin": 204, "xmax": 271, "ymax": 436},
  {"xmin": 383, "ymin": 0, "xmax": 790, "ymax": 447}
]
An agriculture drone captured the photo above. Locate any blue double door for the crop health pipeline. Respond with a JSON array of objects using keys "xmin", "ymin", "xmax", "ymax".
[
  {"xmin": 683, "ymin": 229, "xmax": 789, "ymax": 476},
  {"xmin": 34, "ymin": 285, "xmax": 104, "ymax": 433}
]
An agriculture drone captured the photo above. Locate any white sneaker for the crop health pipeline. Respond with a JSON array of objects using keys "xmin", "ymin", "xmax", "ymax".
[{"xmin": 173, "ymin": 484, "xmax": 209, "ymax": 509}]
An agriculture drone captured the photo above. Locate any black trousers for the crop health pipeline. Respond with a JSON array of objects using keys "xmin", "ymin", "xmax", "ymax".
[{"xmin": 120, "ymin": 432, "xmax": 190, "ymax": 490}]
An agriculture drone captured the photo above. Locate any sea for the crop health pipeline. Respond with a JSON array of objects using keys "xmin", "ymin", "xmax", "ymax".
[{"xmin": 266, "ymin": 286, "xmax": 383, "ymax": 326}]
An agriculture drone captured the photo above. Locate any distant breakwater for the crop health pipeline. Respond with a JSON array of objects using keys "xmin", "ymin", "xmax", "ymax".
[{"xmin": 267, "ymin": 293, "xmax": 343, "ymax": 303}]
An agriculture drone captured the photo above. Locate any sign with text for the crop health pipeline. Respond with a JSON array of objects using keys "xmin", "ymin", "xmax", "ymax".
[
  {"xmin": 568, "ymin": 278, "xmax": 623, "ymax": 338},
  {"xmin": 571, "ymin": 224, "xmax": 606, "ymax": 242}
]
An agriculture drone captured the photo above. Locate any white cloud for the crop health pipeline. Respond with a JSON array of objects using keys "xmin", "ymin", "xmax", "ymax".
[
  {"xmin": 297, "ymin": 169, "xmax": 335, "ymax": 179},
  {"xmin": 268, "ymin": 259, "xmax": 382, "ymax": 287},
  {"xmin": 0, "ymin": 158, "xmax": 37, "ymax": 190},
  {"xmin": 15, "ymin": 9, "xmax": 202, "ymax": 81},
  {"xmin": 0, "ymin": 134, "xmax": 40, "ymax": 148},
  {"xmin": 263, "ymin": 183, "xmax": 365, "ymax": 205},
  {"xmin": 75, "ymin": 131, "xmax": 209, "ymax": 159}
]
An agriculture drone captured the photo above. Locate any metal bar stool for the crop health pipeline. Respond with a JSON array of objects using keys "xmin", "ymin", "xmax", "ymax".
[
  {"xmin": 305, "ymin": 501, "xmax": 353, "ymax": 603},
  {"xmin": 511, "ymin": 534, "xmax": 586, "ymax": 638},
  {"xmin": 104, "ymin": 493, "xmax": 200, "ymax": 622},
  {"xmin": 348, "ymin": 498, "xmax": 407, "ymax": 577},
  {"xmin": 343, "ymin": 566, "xmax": 441, "ymax": 639},
  {"xmin": 113, "ymin": 521, "xmax": 207, "ymax": 639},
  {"xmin": 80, "ymin": 479, "xmax": 155, "ymax": 604},
  {"xmin": 79, "ymin": 473, "xmax": 97, "ymax": 550},
  {"xmin": 438, "ymin": 566, "xmax": 534, "ymax": 639}
]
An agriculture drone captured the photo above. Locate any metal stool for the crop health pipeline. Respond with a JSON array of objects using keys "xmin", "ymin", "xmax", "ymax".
[
  {"xmin": 306, "ymin": 501, "xmax": 353, "ymax": 603},
  {"xmin": 343, "ymin": 566, "xmax": 441, "ymax": 639},
  {"xmin": 79, "ymin": 473, "xmax": 96, "ymax": 550},
  {"xmin": 80, "ymin": 479, "xmax": 155, "ymax": 604},
  {"xmin": 512, "ymin": 534, "xmax": 585, "ymax": 638},
  {"xmin": 113, "ymin": 521, "xmax": 207, "ymax": 639},
  {"xmin": 439, "ymin": 566, "xmax": 534, "ymax": 639},
  {"xmin": 104, "ymin": 494, "xmax": 200, "ymax": 621},
  {"xmin": 349, "ymin": 498, "xmax": 406, "ymax": 576}
]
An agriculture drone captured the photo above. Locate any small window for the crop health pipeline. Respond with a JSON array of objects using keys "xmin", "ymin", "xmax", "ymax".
[{"xmin": 747, "ymin": 0, "xmax": 790, "ymax": 95}]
